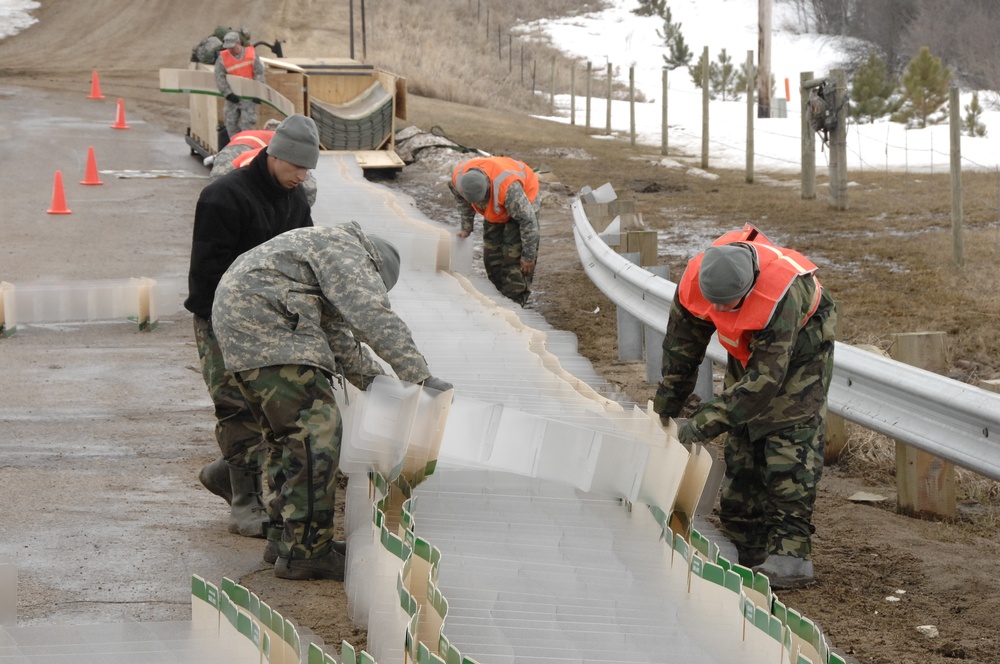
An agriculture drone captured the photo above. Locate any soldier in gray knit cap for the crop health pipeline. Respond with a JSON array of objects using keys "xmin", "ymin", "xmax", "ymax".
[
  {"xmin": 185, "ymin": 114, "xmax": 320, "ymax": 542},
  {"xmin": 652, "ymin": 225, "xmax": 837, "ymax": 590}
]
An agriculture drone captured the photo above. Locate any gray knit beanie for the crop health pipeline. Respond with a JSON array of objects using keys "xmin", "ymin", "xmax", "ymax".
[
  {"xmin": 368, "ymin": 235, "xmax": 401, "ymax": 291},
  {"xmin": 266, "ymin": 115, "xmax": 320, "ymax": 169},
  {"xmin": 458, "ymin": 168, "xmax": 489, "ymax": 203},
  {"xmin": 699, "ymin": 244, "xmax": 755, "ymax": 304}
]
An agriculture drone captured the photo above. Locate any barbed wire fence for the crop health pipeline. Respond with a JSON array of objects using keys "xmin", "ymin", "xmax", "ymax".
[{"xmin": 391, "ymin": 1, "xmax": 1000, "ymax": 232}]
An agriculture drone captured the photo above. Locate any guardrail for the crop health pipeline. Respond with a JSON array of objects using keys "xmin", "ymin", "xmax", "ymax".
[{"xmin": 571, "ymin": 198, "xmax": 1000, "ymax": 482}]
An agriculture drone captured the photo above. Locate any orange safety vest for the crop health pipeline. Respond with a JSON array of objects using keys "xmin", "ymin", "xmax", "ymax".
[
  {"xmin": 219, "ymin": 45, "xmax": 257, "ymax": 79},
  {"xmin": 451, "ymin": 157, "xmax": 538, "ymax": 224},
  {"xmin": 232, "ymin": 146, "xmax": 263, "ymax": 169},
  {"xmin": 678, "ymin": 224, "xmax": 823, "ymax": 366},
  {"xmin": 227, "ymin": 130, "xmax": 273, "ymax": 150}
]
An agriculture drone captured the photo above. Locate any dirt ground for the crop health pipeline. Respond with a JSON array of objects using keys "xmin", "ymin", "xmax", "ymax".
[{"xmin": 0, "ymin": 2, "xmax": 997, "ymax": 663}]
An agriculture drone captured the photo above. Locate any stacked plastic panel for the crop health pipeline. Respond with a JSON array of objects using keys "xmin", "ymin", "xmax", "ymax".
[
  {"xmin": 309, "ymin": 83, "xmax": 394, "ymax": 151},
  {"xmin": 0, "ymin": 277, "xmax": 183, "ymax": 335},
  {"xmin": 411, "ymin": 469, "xmax": 762, "ymax": 664}
]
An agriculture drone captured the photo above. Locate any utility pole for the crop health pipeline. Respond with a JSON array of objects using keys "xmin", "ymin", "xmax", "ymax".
[
  {"xmin": 349, "ymin": 0, "xmax": 355, "ymax": 59},
  {"xmin": 757, "ymin": 0, "xmax": 771, "ymax": 118}
]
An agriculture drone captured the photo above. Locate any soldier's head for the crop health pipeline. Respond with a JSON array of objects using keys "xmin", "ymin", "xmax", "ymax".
[
  {"xmin": 458, "ymin": 168, "xmax": 489, "ymax": 204},
  {"xmin": 267, "ymin": 115, "xmax": 320, "ymax": 188},
  {"xmin": 699, "ymin": 243, "xmax": 755, "ymax": 312},
  {"xmin": 222, "ymin": 31, "xmax": 242, "ymax": 54},
  {"xmin": 368, "ymin": 236, "xmax": 401, "ymax": 291}
]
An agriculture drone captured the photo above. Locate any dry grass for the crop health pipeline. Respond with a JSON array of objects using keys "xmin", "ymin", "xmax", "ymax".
[
  {"xmin": 364, "ymin": 0, "xmax": 636, "ymax": 114},
  {"xmin": 835, "ymin": 421, "xmax": 1000, "ymax": 529}
]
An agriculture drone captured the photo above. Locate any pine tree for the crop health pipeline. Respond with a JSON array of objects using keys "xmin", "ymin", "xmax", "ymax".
[
  {"xmin": 963, "ymin": 91, "xmax": 987, "ymax": 138},
  {"xmin": 895, "ymin": 46, "xmax": 951, "ymax": 128},
  {"xmin": 633, "ymin": 0, "xmax": 668, "ymax": 17},
  {"xmin": 657, "ymin": 7, "xmax": 692, "ymax": 70},
  {"xmin": 849, "ymin": 51, "xmax": 897, "ymax": 124},
  {"xmin": 710, "ymin": 48, "xmax": 737, "ymax": 101},
  {"xmin": 689, "ymin": 49, "xmax": 717, "ymax": 98},
  {"xmin": 734, "ymin": 63, "xmax": 776, "ymax": 103}
]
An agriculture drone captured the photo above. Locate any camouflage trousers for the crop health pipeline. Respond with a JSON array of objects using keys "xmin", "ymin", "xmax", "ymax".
[
  {"xmin": 483, "ymin": 220, "xmax": 532, "ymax": 306},
  {"xmin": 717, "ymin": 342, "xmax": 834, "ymax": 561},
  {"xmin": 193, "ymin": 316, "xmax": 262, "ymax": 469},
  {"xmin": 223, "ymin": 99, "xmax": 258, "ymax": 139},
  {"xmin": 233, "ymin": 364, "xmax": 342, "ymax": 561}
]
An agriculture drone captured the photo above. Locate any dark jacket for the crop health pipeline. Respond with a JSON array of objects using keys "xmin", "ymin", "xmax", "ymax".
[{"xmin": 184, "ymin": 151, "xmax": 313, "ymax": 319}]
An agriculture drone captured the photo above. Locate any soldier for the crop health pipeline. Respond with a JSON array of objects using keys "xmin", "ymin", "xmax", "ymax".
[
  {"xmin": 184, "ymin": 114, "xmax": 319, "ymax": 540},
  {"xmin": 212, "ymin": 223, "xmax": 453, "ymax": 580},
  {"xmin": 450, "ymin": 156, "xmax": 540, "ymax": 307},
  {"xmin": 652, "ymin": 224, "xmax": 836, "ymax": 589},
  {"xmin": 215, "ymin": 30, "xmax": 265, "ymax": 142},
  {"xmin": 209, "ymin": 119, "xmax": 318, "ymax": 207}
]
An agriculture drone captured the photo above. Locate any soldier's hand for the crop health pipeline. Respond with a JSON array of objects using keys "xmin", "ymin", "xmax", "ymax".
[
  {"xmin": 456, "ymin": 230, "xmax": 470, "ymax": 239},
  {"xmin": 225, "ymin": 93, "xmax": 240, "ymax": 103},
  {"xmin": 520, "ymin": 258, "xmax": 536, "ymax": 276},
  {"xmin": 421, "ymin": 376, "xmax": 454, "ymax": 393},
  {"xmin": 677, "ymin": 419, "xmax": 701, "ymax": 445}
]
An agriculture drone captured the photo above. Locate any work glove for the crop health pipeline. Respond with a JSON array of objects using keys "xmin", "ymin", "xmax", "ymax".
[
  {"xmin": 677, "ymin": 419, "xmax": 701, "ymax": 446},
  {"xmin": 421, "ymin": 376, "xmax": 454, "ymax": 393},
  {"xmin": 225, "ymin": 93, "xmax": 240, "ymax": 104}
]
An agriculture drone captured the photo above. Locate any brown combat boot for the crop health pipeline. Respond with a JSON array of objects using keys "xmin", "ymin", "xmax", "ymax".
[
  {"xmin": 752, "ymin": 555, "xmax": 815, "ymax": 589},
  {"xmin": 264, "ymin": 539, "xmax": 345, "ymax": 565},
  {"xmin": 198, "ymin": 456, "xmax": 232, "ymax": 505},
  {"xmin": 274, "ymin": 548, "xmax": 346, "ymax": 581},
  {"xmin": 227, "ymin": 467, "xmax": 266, "ymax": 537}
]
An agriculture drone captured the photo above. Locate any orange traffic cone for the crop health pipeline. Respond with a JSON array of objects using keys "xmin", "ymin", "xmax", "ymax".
[
  {"xmin": 110, "ymin": 97, "xmax": 130, "ymax": 129},
  {"xmin": 47, "ymin": 171, "xmax": 72, "ymax": 215},
  {"xmin": 80, "ymin": 147, "xmax": 104, "ymax": 185},
  {"xmin": 87, "ymin": 70, "xmax": 105, "ymax": 99}
]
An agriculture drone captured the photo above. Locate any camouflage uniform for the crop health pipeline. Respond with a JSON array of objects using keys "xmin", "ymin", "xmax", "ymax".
[
  {"xmin": 212, "ymin": 223, "xmax": 433, "ymax": 561},
  {"xmin": 193, "ymin": 316, "xmax": 262, "ymax": 468},
  {"xmin": 214, "ymin": 46, "xmax": 265, "ymax": 138},
  {"xmin": 653, "ymin": 270, "xmax": 837, "ymax": 562},
  {"xmin": 451, "ymin": 180, "xmax": 540, "ymax": 306},
  {"xmin": 184, "ymin": 146, "xmax": 313, "ymax": 473}
]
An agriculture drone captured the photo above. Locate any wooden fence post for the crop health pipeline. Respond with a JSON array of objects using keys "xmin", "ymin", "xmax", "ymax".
[
  {"xmin": 549, "ymin": 57, "xmax": 556, "ymax": 116},
  {"xmin": 605, "ymin": 62, "xmax": 612, "ymax": 135},
  {"xmin": 570, "ymin": 66, "xmax": 576, "ymax": 125},
  {"xmin": 586, "ymin": 61, "xmax": 592, "ymax": 130},
  {"xmin": 745, "ymin": 50, "xmax": 754, "ymax": 183},
  {"xmin": 661, "ymin": 67, "xmax": 668, "ymax": 156},
  {"xmin": 829, "ymin": 68, "xmax": 848, "ymax": 209},
  {"xmin": 800, "ymin": 71, "xmax": 816, "ymax": 199},
  {"xmin": 890, "ymin": 332, "xmax": 956, "ymax": 520},
  {"xmin": 701, "ymin": 45, "xmax": 709, "ymax": 169},
  {"xmin": 629, "ymin": 66, "xmax": 636, "ymax": 146},
  {"xmin": 950, "ymin": 84, "xmax": 964, "ymax": 267}
]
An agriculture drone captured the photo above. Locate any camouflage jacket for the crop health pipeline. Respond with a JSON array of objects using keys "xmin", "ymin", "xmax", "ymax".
[
  {"xmin": 653, "ymin": 273, "xmax": 837, "ymax": 441},
  {"xmin": 449, "ymin": 180, "xmax": 541, "ymax": 262},
  {"xmin": 212, "ymin": 222, "xmax": 431, "ymax": 388}
]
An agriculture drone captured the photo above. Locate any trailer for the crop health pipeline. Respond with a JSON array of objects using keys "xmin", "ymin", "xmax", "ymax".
[{"xmin": 159, "ymin": 56, "xmax": 407, "ymax": 173}]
